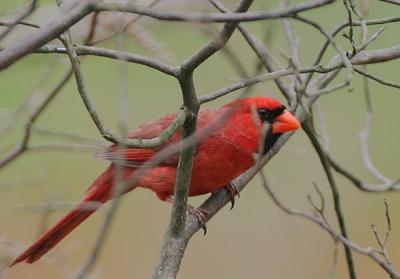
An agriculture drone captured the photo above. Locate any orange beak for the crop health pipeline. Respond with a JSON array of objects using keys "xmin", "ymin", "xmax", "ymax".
[{"xmin": 272, "ymin": 110, "xmax": 301, "ymax": 134}]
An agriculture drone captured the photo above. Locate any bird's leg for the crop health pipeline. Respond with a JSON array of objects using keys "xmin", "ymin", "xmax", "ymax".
[
  {"xmin": 224, "ymin": 182, "xmax": 240, "ymax": 210},
  {"xmin": 163, "ymin": 196, "xmax": 209, "ymax": 235},
  {"xmin": 186, "ymin": 206, "xmax": 209, "ymax": 235}
]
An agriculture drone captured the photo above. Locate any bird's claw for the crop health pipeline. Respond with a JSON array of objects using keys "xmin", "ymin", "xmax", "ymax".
[
  {"xmin": 224, "ymin": 182, "xmax": 240, "ymax": 210},
  {"xmin": 187, "ymin": 207, "xmax": 209, "ymax": 235}
]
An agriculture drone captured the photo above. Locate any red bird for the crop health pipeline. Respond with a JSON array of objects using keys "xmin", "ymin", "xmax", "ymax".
[{"xmin": 11, "ymin": 96, "xmax": 300, "ymax": 266}]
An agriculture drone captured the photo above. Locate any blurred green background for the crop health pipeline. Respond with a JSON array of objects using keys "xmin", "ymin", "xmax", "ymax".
[{"xmin": 1, "ymin": 0, "xmax": 400, "ymax": 278}]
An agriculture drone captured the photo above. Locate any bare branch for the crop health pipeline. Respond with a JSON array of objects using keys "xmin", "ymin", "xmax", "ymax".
[
  {"xmin": 4, "ymin": 1, "xmax": 400, "ymax": 278},
  {"xmin": 302, "ymin": 121, "xmax": 356, "ymax": 279},
  {"xmin": 0, "ymin": 19, "xmax": 40, "ymax": 29},
  {"xmin": 379, "ymin": 0, "xmax": 400, "ymax": 5},
  {"xmin": 351, "ymin": 45, "xmax": 400, "ymax": 64},
  {"xmin": 32, "ymin": 126, "xmax": 105, "ymax": 145},
  {"xmin": 308, "ymin": 45, "xmax": 400, "ymax": 100},
  {"xmin": 88, "ymin": 0, "xmax": 161, "ymax": 46},
  {"xmin": 0, "ymin": 0, "xmax": 336, "ymax": 71},
  {"xmin": 60, "ymin": 35, "xmax": 185, "ymax": 149},
  {"xmin": 314, "ymin": 101, "xmax": 330, "ymax": 151},
  {"xmin": 355, "ymin": 68, "xmax": 400, "ymax": 89},
  {"xmin": 304, "ymin": 15, "xmax": 400, "ymax": 86},
  {"xmin": 155, "ymin": 1, "xmax": 255, "ymax": 276},
  {"xmin": 371, "ymin": 199, "xmax": 393, "ymax": 273},
  {"xmin": 27, "ymin": 143, "xmax": 104, "ymax": 153},
  {"xmin": 312, "ymin": 80, "xmax": 351, "ymax": 97},
  {"xmin": 280, "ymin": 0, "xmax": 305, "ymax": 93},
  {"xmin": 179, "ymin": 0, "xmax": 254, "ymax": 71},
  {"xmin": 199, "ymin": 65, "xmax": 324, "ymax": 104},
  {"xmin": 293, "ymin": 15, "xmax": 353, "ymax": 92},
  {"xmin": 0, "ymin": 0, "xmax": 39, "ymax": 41},
  {"xmin": 0, "ymin": 0, "xmax": 92, "ymax": 70},
  {"xmin": 359, "ymin": 84, "xmax": 392, "ymax": 184},
  {"xmin": 36, "ymin": 44, "xmax": 178, "ymax": 76},
  {"xmin": 259, "ymin": 171, "xmax": 400, "ymax": 279},
  {"xmin": 93, "ymin": 0, "xmax": 335, "ymax": 23},
  {"xmin": 328, "ymin": 155, "xmax": 400, "ymax": 192},
  {"xmin": 208, "ymin": 0, "xmax": 293, "ymax": 101},
  {"xmin": 0, "ymin": 6, "xmax": 102, "ymax": 169},
  {"xmin": 0, "ymin": 69, "xmax": 73, "ymax": 169}
]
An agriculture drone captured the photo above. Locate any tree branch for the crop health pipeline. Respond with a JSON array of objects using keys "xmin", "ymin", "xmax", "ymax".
[
  {"xmin": 0, "ymin": 69, "xmax": 73, "ymax": 169},
  {"xmin": 259, "ymin": 171, "xmax": 400, "ymax": 279},
  {"xmin": 155, "ymin": 1, "xmax": 255, "ymax": 276},
  {"xmin": 60, "ymin": 34, "xmax": 185, "ymax": 149},
  {"xmin": 302, "ymin": 120, "xmax": 357, "ymax": 279},
  {"xmin": 36, "ymin": 44, "xmax": 178, "ymax": 76},
  {"xmin": 0, "ymin": 0, "xmax": 39, "ymax": 41},
  {"xmin": 93, "ymin": 0, "xmax": 335, "ymax": 23},
  {"xmin": 209, "ymin": 0, "xmax": 293, "ymax": 101}
]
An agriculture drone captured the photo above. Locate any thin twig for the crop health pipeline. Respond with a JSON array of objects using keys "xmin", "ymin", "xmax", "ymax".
[
  {"xmin": 0, "ymin": 19, "xmax": 40, "ymax": 29},
  {"xmin": 314, "ymin": 101, "xmax": 330, "ymax": 151},
  {"xmin": 359, "ymin": 73, "xmax": 392, "ymax": 185},
  {"xmin": 379, "ymin": 0, "xmax": 400, "ymax": 5},
  {"xmin": 302, "ymin": 121, "xmax": 357, "ymax": 279},
  {"xmin": 59, "ymin": 35, "xmax": 186, "ymax": 149},
  {"xmin": 0, "ymin": 0, "xmax": 39, "ymax": 41},
  {"xmin": 36, "ymin": 44, "xmax": 178, "ymax": 76},
  {"xmin": 208, "ymin": 0, "xmax": 293, "ymax": 101},
  {"xmin": 371, "ymin": 199, "xmax": 394, "ymax": 276},
  {"xmin": 93, "ymin": 0, "xmax": 335, "ymax": 23},
  {"xmin": 259, "ymin": 170, "xmax": 400, "ymax": 279},
  {"xmin": 280, "ymin": 0, "xmax": 305, "ymax": 93},
  {"xmin": 355, "ymin": 68, "xmax": 400, "ymax": 89},
  {"xmin": 304, "ymin": 15, "xmax": 400, "ymax": 87},
  {"xmin": 0, "ymin": 69, "xmax": 73, "ymax": 169},
  {"xmin": 293, "ymin": 15, "xmax": 354, "ymax": 95},
  {"xmin": 328, "ymin": 155, "xmax": 400, "ymax": 192},
  {"xmin": 155, "ymin": 1, "xmax": 255, "ymax": 276}
]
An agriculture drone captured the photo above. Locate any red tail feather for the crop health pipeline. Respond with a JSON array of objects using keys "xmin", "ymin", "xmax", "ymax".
[{"xmin": 10, "ymin": 168, "xmax": 114, "ymax": 266}]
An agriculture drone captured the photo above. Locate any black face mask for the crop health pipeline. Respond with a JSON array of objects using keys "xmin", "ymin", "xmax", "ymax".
[
  {"xmin": 263, "ymin": 127, "xmax": 282, "ymax": 155},
  {"xmin": 257, "ymin": 105, "xmax": 286, "ymax": 155}
]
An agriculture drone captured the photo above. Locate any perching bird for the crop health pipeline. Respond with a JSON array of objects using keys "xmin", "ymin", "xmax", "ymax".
[{"xmin": 11, "ymin": 96, "xmax": 300, "ymax": 266}]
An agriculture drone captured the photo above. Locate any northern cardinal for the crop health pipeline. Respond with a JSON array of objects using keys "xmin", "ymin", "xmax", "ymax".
[{"xmin": 11, "ymin": 96, "xmax": 300, "ymax": 266}]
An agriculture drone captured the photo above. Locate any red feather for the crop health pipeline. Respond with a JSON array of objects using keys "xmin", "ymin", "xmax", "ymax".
[{"xmin": 11, "ymin": 97, "xmax": 300, "ymax": 266}]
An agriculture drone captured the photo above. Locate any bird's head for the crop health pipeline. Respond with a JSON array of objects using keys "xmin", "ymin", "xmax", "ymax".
[
  {"xmin": 225, "ymin": 97, "xmax": 301, "ymax": 154},
  {"xmin": 250, "ymin": 97, "xmax": 300, "ymax": 134}
]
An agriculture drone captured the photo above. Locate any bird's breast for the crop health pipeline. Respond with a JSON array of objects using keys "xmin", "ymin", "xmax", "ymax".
[{"xmin": 188, "ymin": 130, "xmax": 258, "ymax": 195}]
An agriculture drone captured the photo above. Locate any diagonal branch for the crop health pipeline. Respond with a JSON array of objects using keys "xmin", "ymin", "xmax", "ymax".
[
  {"xmin": 0, "ymin": 0, "xmax": 335, "ymax": 71},
  {"xmin": 93, "ymin": 0, "xmax": 335, "ymax": 23},
  {"xmin": 355, "ymin": 68, "xmax": 400, "ymax": 89},
  {"xmin": 328, "ymin": 155, "xmax": 400, "ymax": 192},
  {"xmin": 259, "ymin": 171, "xmax": 400, "ymax": 279},
  {"xmin": 59, "ymin": 35, "xmax": 185, "ymax": 149},
  {"xmin": 180, "ymin": 0, "xmax": 255, "ymax": 71},
  {"xmin": 302, "ymin": 120, "xmax": 357, "ymax": 279},
  {"xmin": 0, "ymin": 0, "xmax": 91, "ymax": 70},
  {"xmin": 0, "ymin": 69, "xmax": 73, "ymax": 169},
  {"xmin": 155, "ymin": 1, "xmax": 255, "ymax": 277},
  {"xmin": 0, "ymin": 0, "xmax": 39, "ymax": 42},
  {"xmin": 304, "ymin": 15, "xmax": 400, "ymax": 87},
  {"xmin": 36, "ymin": 44, "xmax": 179, "ymax": 76},
  {"xmin": 208, "ymin": 0, "xmax": 293, "ymax": 101}
]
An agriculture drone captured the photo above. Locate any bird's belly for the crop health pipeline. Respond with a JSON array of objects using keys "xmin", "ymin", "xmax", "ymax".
[
  {"xmin": 188, "ymin": 149, "xmax": 254, "ymax": 196},
  {"xmin": 136, "ymin": 149, "xmax": 254, "ymax": 199}
]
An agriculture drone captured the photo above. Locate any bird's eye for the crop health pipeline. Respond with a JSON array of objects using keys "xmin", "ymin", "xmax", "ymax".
[
  {"xmin": 258, "ymin": 105, "xmax": 286, "ymax": 123},
  {"xmin": 257, "ymin": 108, "xmax": 273, "ymax": 122}
]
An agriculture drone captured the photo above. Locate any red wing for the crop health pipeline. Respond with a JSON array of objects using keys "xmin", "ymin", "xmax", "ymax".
[
  {"xmin": 127, "ymin": 112, "xmax": 178, "ymax": 139},
  {"xmin": 96, "ymin": 112, "xmax": 180, "ymax": 167},
  {"xmin": 97, "ymin": 147, "xmax": 156, "ymax": 162},
  {"xmin": 96, "ymin": 108, "xmax": 221, "ymax": 167}
]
